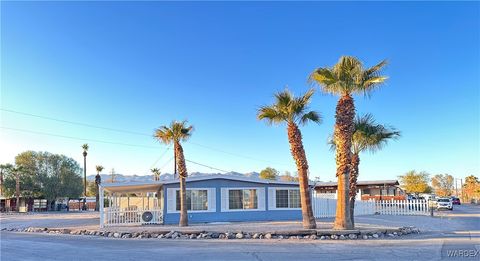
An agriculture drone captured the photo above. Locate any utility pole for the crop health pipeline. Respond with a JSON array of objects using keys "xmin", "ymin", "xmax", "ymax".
[
  {"xmin": 0, "ymin": 167, "xmax": 4, "ymax": 197},
  {"xmin": 455, "ymin": 179, "xmax": 459, "ymax": 197},
  {"xmin": 110, "ymin": 168, "xmax": 115, "ymax": 183},
  {"xmin": 81, "ymin": 144, "xmax": 88, "ymax": 211},
  {"xmin": 460, "ymin": 178, "xmax": 464, "ymax": 203}
]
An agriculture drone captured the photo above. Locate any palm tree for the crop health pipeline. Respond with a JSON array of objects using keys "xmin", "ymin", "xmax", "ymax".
[
  {"xmin": 310, "ymin": 56, "xmax": 388, "ymax": 230},
  {"xmin": 330, "ymin": 114, "xmax": 400, "ymax": 226},
  {"xmin": 94, "ymin": 165, "xmax": 104, "ymax": 211},
  {"xmin": 151, "ymin": 168, "xmax": 161, "ymax": 181},
  {"xmin": 257, "ymin": 88, "xmax": 321, "ymax": 229},
  {"xmin": 154, "ymin": 120, "xmax": 194, "ymax": 227},
  {"xmin": 81, "ymin": 144, "xmax": 89, "ymax": 210}
]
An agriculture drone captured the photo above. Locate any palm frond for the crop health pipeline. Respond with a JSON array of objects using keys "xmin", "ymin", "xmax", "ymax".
[
  {"xmin": 258, "ymin": 88, "xmax": 321, "ymax": 127},
  {"xmin": 257, "ymin": 106, "xmax": 285, "ymax": 125},
  {"xmin": 154, "ymin": 120, "xmax": 193, "ymax": 144},
  {"xmin": 351, "ymin": 114, "xmax": 401, "ymax": 154},
  {"xmin": 310, "ymin": 56, "xmax": 388, "ymax": 97},
  {"xmin": 300, "ymin": 111, "xmax": 322, "ymax": 126}
]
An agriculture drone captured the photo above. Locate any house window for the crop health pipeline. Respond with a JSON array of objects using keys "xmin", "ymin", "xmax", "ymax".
[
  {"xmin": 275, "ymin": 189, "xmax": 300, "ymax": 208},
  {"xmin": 176, "ymin": 190, "xmax": 208, "ymax": 211},
  {"xmin": 228, "ymin": 189, "xmax": 258, "ymax": 210}
]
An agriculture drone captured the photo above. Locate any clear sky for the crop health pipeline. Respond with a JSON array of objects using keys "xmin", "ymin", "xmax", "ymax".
[{"xmin": 1, "ymin": 1, "xmax": 479, "ymax": 182}]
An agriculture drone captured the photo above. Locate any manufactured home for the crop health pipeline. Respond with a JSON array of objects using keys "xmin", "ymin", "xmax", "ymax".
[{"xmin": 99, "ymin": 175, "xmax": 310, "ymax": 227}]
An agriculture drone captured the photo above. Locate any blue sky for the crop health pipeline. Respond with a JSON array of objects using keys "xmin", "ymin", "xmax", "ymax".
[{"xmin": 1, "ymin": 1, "xmax": 479, "ymax": 182}]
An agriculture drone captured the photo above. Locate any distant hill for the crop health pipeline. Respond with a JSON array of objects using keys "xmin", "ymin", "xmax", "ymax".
[{"xmin": 87, "ymin": 171, "xmax": 261, "ymax": 183}]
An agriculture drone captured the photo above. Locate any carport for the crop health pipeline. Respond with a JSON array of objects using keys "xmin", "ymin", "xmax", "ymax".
[{"xmin": 99, "ymin": 182, "xmax": 164, "ymax": 228}]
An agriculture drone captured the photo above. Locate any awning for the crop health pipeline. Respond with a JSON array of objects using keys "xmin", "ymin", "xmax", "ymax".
[{"xmin": 101, "ymin": 182, "xmax": 163, "ymax": 193}]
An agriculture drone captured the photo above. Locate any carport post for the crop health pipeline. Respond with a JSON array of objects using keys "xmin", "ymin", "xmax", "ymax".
[{"xmin": 99, "ymin": 185, "xmax": 104, "ymax": 228}]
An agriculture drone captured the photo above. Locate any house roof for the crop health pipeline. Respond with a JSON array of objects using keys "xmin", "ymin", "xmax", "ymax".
[
  {"xmin": 314, "ymin": 180, "xmax": 399, "ymax": 188},
  {"xmin": 101, "ymin": 174, "xmax": 304, "ymax": 193}
]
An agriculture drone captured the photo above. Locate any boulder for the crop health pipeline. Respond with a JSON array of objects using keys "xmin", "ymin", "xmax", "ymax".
[
  {"xmin": 265, "ymin": 233, "xmax": 272, "ymax": 239},
  {"xmin": 236, "ymin": 233, "xmax": 244, "ymax": 239}
]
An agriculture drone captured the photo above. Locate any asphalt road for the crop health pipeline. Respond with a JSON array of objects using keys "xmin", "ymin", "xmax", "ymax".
[{"xmin": 1, "ymin": 205, "xmax": 479, "ymax": 261}]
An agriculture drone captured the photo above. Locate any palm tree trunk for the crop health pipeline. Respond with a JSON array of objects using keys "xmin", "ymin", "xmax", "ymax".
[
  {"xmin": 333, "ymin": 95, "xmax": 355, "ymax": 230},
  {"xmin": 175, "ymin": 142, "xmax": 188, "ymax": 227},
  {"xmin": 95, "ymin": 173, "xmax": 101, "ymax": 211},
  {"xmin": 349, "ymin": 153, "xmax": 360, "ymax": 227},
  {"xmin": 287, "ymin": 122, "xmax": 316, "ymax": 229}
]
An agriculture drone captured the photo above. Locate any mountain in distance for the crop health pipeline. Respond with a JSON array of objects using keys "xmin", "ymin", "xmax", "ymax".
[{"xmin": 86, "ymin": 171, "xmax": 261, "ymax": 183}]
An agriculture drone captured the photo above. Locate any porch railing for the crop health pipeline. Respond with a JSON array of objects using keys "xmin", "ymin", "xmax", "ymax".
[{"xmin": 103, "ymin": 208, "xmax": 163, "ymax": 227}]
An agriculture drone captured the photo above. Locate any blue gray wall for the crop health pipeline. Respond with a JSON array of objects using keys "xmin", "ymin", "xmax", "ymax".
[{"xmin": 162, "ymin": 179, "xmax": 302, "ymax": 224}]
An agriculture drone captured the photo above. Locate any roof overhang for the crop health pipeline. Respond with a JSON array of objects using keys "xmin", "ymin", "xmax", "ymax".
[{"xmin": 101, "ymin": 182, "xmax": 163, "ymax": 193}]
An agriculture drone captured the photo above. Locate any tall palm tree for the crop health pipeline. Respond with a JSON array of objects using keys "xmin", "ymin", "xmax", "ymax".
[
  {"xmin": 81, "ymin": 144, "xmax": 89, "ymax": 210},
  {"xmin": 257, "ymin": 88, "xmax": 321, "ymax": 229},
  {"xmin": 94, "ymin": 165, "xmax": 104, "ymax": 211},
  {"xmin": 310, "ymin": 56, "xmax": 388, "ymax": 230},
  {"xmin": 330, "ymin": 114, "xmax": 400, "ymax": 226},
  {"xmin": 154, "ymin": 120, "xmax": 194, "ymax": 227},
  {"xmin": 151, "ymin": 168, "xmax": 161, "ymax": 181}
]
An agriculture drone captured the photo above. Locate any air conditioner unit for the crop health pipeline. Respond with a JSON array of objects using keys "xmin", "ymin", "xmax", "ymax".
[{"xmin": 141, "ymin": 211, "xmax": 155, "ymax": 224}]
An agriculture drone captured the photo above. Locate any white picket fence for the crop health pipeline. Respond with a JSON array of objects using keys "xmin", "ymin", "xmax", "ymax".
[
  {"xmin": 103, "ymin": 208, "xmax": 163, "ymax": 227},
  {"xmin": 374, "ymin": 199, "xmax": 429, "ymax": 215},
  {"xmin": 312, "ymin": 196, "xmax": 429, "ymax": 218}
]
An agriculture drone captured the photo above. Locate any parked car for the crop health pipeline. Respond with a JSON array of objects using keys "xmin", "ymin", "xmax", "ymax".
[
  {"xmin": 436, "ymin": 198, "xmax": 453, "ymax": 210},
  {"xmin": 451, "ymin": 197, "xmax": 461, "ymax": 205}
]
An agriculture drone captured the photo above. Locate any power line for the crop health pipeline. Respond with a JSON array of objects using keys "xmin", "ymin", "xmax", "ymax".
[
  {"xmin": 149, "ymin": 146, "xmax": 172, "ymax": 169},
  {"xmin": 1, "ymin": 107, "xmax": 289, "ymax": 167},
  {"xmin": 159, "ymin": 156, "xmax": 174, "ymax": 172},
  {"xmin": 0, "ymin": 126, "xmax": 161, "ymax": 149},
  {"xmin": 185, "ymin": 159, "xmax": 229, "ymax": 173},
  {"xmin": 187, "ymin": 141, "xmax": 290, "ymax": 167},
  {"xmin": 1, "ymin": 108, "xmax": 151, "ymax": 137}
]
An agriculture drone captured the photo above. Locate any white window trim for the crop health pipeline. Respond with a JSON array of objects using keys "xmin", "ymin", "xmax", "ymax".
[
  {"xmin": 221, "ymin": 187, "xmax": 265, "ymax": 212},
  {"xmin": 269, "ymin": 187, "xmax": 301, "ymax": 210},
  {"xmin": 166, "ymin": 187, "xmax": 216, "ymax": 214}
]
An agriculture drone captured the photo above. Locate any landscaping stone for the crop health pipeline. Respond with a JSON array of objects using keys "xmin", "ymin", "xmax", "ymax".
[
  {"xmin": 310, "ymin": 235, "xmax": 317, "ymax": 240},
  {"xmin": 331, "ymin": 235, "xmax": 338, "ymax": 240},
  {"xmin": 362, "ymin": 235, "xmax": 368, "ymax": 240},
  {"xmin": 320, "ymin": 236, "xmax": 326, "ymax": 240},
  {"xmin": 236, "ymin": 233, "xmax": 244, "ymax": 239},
  {"xmin": 265, "ymin": 233, "xmax": 272, "ymax": 239},
  {"xmin": 348, "ymin": 234, "xmax": 357, "ymax": 239},
  {"xmin": 252, "ymin": 233, "xmax": 259, "ymax": 239},
  {"xmin": 372, "ymin": 234, "xmax": 379, "ymax": 239},
  {"xmin": 339, "ymin": 235, "xmax": 346, "ymax": 240}
]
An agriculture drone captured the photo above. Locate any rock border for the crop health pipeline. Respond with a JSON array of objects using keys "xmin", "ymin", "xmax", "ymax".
[{"xmin": 2, "ymin": 226, "xmax": 420, "ymax": 241}]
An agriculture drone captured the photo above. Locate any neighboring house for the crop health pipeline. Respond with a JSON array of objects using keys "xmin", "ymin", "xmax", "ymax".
[
  {"xmin": 314, "ymin": 180, "xmax": 405, "ymax": 201},
  {"xmin": 100, "ymin": 175, "xmax": 308, "ymax": 227},
  {"xmin": 0, "ymin": 197, "xmax": 32, "ymax": 212}
]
